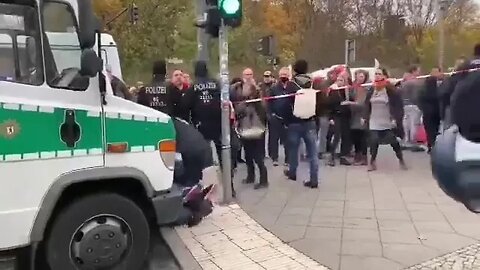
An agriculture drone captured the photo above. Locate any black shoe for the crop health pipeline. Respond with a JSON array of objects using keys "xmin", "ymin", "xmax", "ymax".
[
  {"xmin": 318, "ymin": 153, "xmax": 324, "ymax": 159},
  {"xmin": 242, "ymin": 178, "xmax": 254, "ymax": 184},
  {"xmin": 339, "ymin": 157, "xmax": 352, "ymax": 166},
  {"xmin": 237, "ymin": 158, "xmax": 246, "ymax": 163},
  {"xmin": 283, "ymin": 170, "xmax": 296, "ymax": 181},
  {"xmin": 254, "ymin": 182, "xmax": 269, "ymax": 189},
  {"xmin": 327, "ymin": 158, "xmax": 335, "ymax": 167},
  {"xmin": 272, "ymin": 160, "xmax": 279, "ymax": 167},
  {"xmin": 411, "ymin": 146, "xmax": 425, "ymax": 152},
  {"xmin": 304, "ymin": 181, "xmax": 318, "ymax": 189}
]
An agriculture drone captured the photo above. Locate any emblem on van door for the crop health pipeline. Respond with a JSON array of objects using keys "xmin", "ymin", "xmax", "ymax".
[{"xmin": 0, "ymin": 120, "xmax": 21, "ymax": 139}]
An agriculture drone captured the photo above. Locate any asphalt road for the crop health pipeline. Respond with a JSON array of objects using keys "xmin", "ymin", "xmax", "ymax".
[{"xmin": 143, "ymin": 230, "xmax": 179, "ymax": 270}]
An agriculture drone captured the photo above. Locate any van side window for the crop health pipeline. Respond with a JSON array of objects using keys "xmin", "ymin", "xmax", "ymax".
[
  {"xmin": 42, "ymin": 1, "xmax": 89, "ymax": 91},
  {"xmin": 0, "ymin": 34, "xmax": 15, "ymax": 81}
]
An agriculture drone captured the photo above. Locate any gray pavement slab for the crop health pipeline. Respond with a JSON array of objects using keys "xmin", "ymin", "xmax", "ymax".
[{"xmin": 235, "ymin": 148, "xmax": 480, "ymax": 270}]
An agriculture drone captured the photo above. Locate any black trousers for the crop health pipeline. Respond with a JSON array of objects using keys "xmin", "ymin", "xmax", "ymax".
[
  {"xmin": 329, "ymin": 115, "xmax": 352, "ymax": 158},
  {"xmin": 242, "ymin": 137, "xmax": 268, "ymax": 184},
  {"xmin": 351, "ymin": 129, "xmax": 367, "ymax": 155},
  {"xmin": 369, "ymin": 129, "xmax": 403, "ymax": 161},
  {"xmin": 423, "ymin": 114, "xmax": 441, "ymax": 149},
  {"xmin": 268, "ymin": 116, "xmax": 288, "ymax": 163}
]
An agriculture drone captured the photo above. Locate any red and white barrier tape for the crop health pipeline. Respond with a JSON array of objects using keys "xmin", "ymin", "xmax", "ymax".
[{"xmin": 240, "ymin": 67, "xmax": 480, "ymax": 104}]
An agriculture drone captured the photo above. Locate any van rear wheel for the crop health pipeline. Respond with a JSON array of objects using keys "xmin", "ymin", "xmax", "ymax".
[{"xmin": 45, "ymin": 193, "xmax": 150, "ymax": 270}]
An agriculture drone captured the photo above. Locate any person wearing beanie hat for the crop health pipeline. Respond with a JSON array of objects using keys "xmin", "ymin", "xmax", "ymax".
[{"xmin": 137, "ymin": 59, "xmax": 175, "ymax": 115}]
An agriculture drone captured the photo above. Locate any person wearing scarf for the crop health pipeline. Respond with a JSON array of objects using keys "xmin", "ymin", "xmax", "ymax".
[
  {"xmin": 363, "ymin": 68, "xmax": 407, "ymax": 171},
  {"xmin": 344, "ymin": 69, "xmax": 369, "ymax": 165}
]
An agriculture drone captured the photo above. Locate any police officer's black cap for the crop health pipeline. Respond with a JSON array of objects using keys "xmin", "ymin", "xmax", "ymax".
[{"xmin": 153, "ymin": 60, "xmax": 167, "ymax": 75}]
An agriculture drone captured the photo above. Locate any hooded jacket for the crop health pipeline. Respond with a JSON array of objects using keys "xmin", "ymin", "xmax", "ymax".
[{"xmin": 189, "ymin": 61, "xmax": 222, "ymax": 140}]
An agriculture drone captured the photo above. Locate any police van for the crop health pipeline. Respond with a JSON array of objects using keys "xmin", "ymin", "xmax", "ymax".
[{"xmin": 0, "ymin": 0, "xmax": 184, "ymax": 269}]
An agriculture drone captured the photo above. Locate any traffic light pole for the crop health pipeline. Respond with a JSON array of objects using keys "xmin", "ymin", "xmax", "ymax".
[
  {"xmin": 196, "ymin": 0, "xmax": 209, "ymax": 62},
  {"xmin": 218, "ymin": 20, "xmax": 233, "ymax": 204}
]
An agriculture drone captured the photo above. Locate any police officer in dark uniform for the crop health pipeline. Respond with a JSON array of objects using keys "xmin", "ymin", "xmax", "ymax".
[
  {"xmin": 137, "ymin": 60, "xmax": 175, "ymax": 115},
  {"xmin": 189, "ymin": 60, "xmax": 238, "ymax": 197}
]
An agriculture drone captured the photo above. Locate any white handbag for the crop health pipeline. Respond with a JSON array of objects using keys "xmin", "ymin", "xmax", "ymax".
[{"xmin": 293, "ymin": 83, "xmax": 317, "ymax": 119}]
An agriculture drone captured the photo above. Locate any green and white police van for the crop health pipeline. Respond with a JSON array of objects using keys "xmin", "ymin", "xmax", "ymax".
[{"xmin": 0, "ymin": 0, "xmax": 184, "ymax": 269}]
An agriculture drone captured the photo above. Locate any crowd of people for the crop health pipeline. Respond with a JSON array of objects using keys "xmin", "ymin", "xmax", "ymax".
[{"xmin": 109, "ymin": 43, "xmax": 480, "ymax": 195}]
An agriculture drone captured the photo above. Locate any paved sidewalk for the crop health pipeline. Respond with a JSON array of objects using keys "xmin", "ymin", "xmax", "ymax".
[
  {"xmin": 235, "ymin": 149, "xmax": 480, "ymax": 270},
  {"xmin": 175, "ymin": 204, "xmax": 328, "ymax": 270}
]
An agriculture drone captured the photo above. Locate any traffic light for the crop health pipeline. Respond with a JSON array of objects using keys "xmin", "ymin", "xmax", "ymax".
[
  {"xmin": 218, "ymin": 0, "xmax": 242, "ymax": 27},
  {"xmin": 257, "ymin": 35, "xmax": 273, "ymax": 56},
  {"xmin": 195, "ymin": 5, "xmax": 221, "ymax": 38},
  {"xmin": 130, "ymin": 3, "xmax": 139, "ymax": 25}
]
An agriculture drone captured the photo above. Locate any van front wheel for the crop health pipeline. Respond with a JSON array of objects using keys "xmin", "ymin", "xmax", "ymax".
[{"xmin": 45, "ymin": 193, "xmax": 150, "ymax": 270}]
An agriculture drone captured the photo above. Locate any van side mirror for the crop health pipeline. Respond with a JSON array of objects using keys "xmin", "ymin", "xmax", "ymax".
[
  {"xmin": 77, "ymin": 0, "xmax": 98, "ymax": 49},
  {"xmin": 80, "ymin": 49, "xmax": 102, "ymax": 77}
]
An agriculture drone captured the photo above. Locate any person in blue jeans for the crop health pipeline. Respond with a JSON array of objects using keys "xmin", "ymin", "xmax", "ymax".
[{"xmin": 282, "ymin": 60, "xmax": 322, "ymax": 188}]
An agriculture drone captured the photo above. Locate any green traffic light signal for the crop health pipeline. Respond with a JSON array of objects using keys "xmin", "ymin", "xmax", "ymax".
[{"xmin": 220, "ymin": 0, "xmax": 240, "ymax": 14}]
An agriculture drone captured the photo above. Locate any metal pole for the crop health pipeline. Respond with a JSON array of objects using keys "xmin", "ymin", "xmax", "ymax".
[
  {"xmin": 196, "ymin": 0, "xmax": 209, "ymax": 62},
  {"xmin": 438, "ymin": 0, "xmax": 446, "ymax": 70},
  {"xmin": 219, "ymin": 20, "xmax": 232, "ymax": 204}
]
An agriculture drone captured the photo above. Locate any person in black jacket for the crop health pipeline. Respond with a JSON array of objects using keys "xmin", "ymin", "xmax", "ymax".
[
  {"xmin": 419, "ymin": 67, "xmax": 443, "ymax": 153},
  {"xmin": 440, "ymin": 45, "xmax": 480, "ymax": 128},
  {"xmin": 450, "ymin": 44, "xmax": 480, "ymax": 142},
  {"xmin": 168, "ymin": 69, "xmax": 193, "ymax": 122},
  {"xmin": 137, "ymin": 60, "xmax": 175, "ymax": 115},
  {"xmin": 326, "ymin": 74, "xmax": 352, "ymax": 166},
  {"xmin": 282, "ymin": 60, "xmax": 319, "ymax": 189},
  {"xmin": 267, "ymin": 67, "xmax": 293, "ymax": 166},
  {"xmin": 188, "ymin": 61, "xmax": 238, "ymax": 196}
]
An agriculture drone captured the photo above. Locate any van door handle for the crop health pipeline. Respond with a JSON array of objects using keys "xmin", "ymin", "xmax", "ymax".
[{"xmin": 60, "ymin": 110, "xmax": 81, "ymax": 148}]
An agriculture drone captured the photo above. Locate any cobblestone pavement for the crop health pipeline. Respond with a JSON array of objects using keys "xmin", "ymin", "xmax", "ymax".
[
  {"xmin": 405, "ymin": 243, "xmax": 480, "ymax": 270},
  {"xmin": 175, "ymin": 204, "xmax": 328, "ymax": 270},
  {"xmin": 234, "ymin": 148, "xmax": 480, "ymax": 270}
]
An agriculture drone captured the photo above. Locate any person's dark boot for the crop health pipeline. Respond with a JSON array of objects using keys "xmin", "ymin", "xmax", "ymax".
[
  {"xmin": 255, "ymin": 169, "xmax": 268, "ymax": 189},
  {"xmin": 303, "ymin": 181, "xmax": 318, "ymax": 189},
  {"xmin": 242, "ymin": 176, "xmax": 254, "ymax": 184},
  {"xmin": 368, "ymin": 160, "xmax": 377, "ymax": 171},
  {"xmin": 360, "ymin": 154, "xmax": 368, "ymax": 165},
  {"xmin": 328, "ymin": 155, "xmax": 335, "ymax": 167},
  {"xmin": 283, "ymin": 169, "xmax": 296, "ymax": 181},
  {"xmin": 352, "ymin": 153, "xmax": 360, "ymax": 164},
  {"xmin": 339, "ymin": 157, "xmax": 351, "ymax": 166}
]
